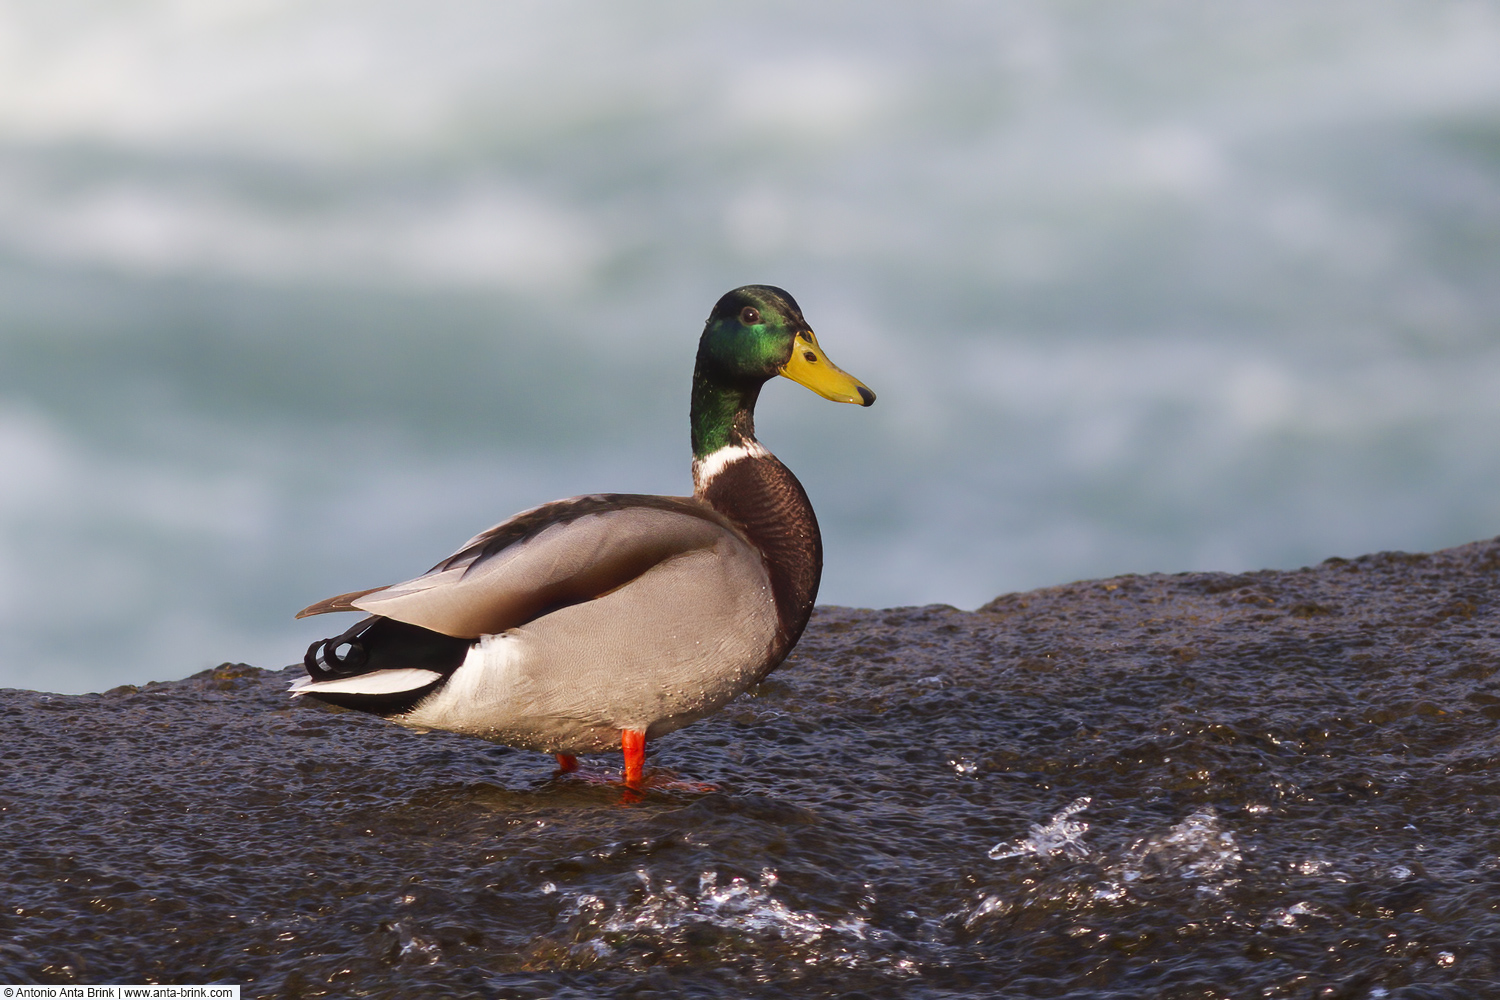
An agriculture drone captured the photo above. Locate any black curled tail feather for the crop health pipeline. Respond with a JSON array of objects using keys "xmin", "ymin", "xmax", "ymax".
[
  {"xmin": 305, "ymin": 617, "xmax": 377, "ymax": 680},
  {"xmin": 302, "ymin": 616, "xmax": 474, "ymax": 682},
  {"xmin": 297, "ymin": 615, "xmax": 477, "ymax": 718}
]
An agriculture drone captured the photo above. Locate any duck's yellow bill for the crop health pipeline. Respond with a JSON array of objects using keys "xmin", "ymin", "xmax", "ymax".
[{"xmin": 779, "ymin": 330, "xmax": 876, "ymax": 406}]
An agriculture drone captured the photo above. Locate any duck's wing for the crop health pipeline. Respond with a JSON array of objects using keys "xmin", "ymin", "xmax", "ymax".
[{"xmin": 295, "ymin": 494, "xmax": 749, "ymax": 638}]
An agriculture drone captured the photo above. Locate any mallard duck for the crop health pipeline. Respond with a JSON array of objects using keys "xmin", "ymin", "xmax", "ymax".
[{"xmin": 290, "ymin": 285, "xmax": 874, "ymax": 789}]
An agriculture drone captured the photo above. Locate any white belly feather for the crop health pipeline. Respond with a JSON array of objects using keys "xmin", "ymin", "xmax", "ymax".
[{"xmin": 395, "ymin": 536, "xmax": 779, "ymax": 754}]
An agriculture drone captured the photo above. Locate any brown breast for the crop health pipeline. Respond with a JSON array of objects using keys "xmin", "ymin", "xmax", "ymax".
[{"xmin": 697, "ymin": 452, "xmax": 822, "ymax": 668}]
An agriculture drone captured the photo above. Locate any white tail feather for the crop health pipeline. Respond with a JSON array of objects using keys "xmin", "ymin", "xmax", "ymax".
[{"xmin": 289, "ymin": 668, "xmax": 444, "ymax": 697}]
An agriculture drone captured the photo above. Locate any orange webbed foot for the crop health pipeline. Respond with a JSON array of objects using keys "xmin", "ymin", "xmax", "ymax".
[
  {"xmin": 550, "ymin": 732, "xmax": 715, "ymax": 803},
  {"xmin": 622, "ymin": 729, "xmax": 646, "ymax": 790}
]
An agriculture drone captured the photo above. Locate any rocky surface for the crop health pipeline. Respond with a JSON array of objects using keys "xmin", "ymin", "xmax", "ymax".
[{"xmin": 4, "ymin": 540, "xmax": 1500, "ymax": 997}]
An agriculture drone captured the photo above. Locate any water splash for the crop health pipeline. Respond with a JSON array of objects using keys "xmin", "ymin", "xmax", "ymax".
[
  {"xmin": 555, "ymin": 868, "xmax": 919, "ymax": 976},
  {"xmin": 969, "ymin": 804, "xmax": 1245, "ymax": 932},
  {"xmin": 948, "ymin": 755, "xmax": 979, "ymax": 776},
  {"xmin": 987, "ymin": 796, "xmax": 1094, "ymax": 861},
  {"xmin": 1118, "ymin": 808, "xmax": 1242, "ymax": 883},
  {"xmin": 1262, "ymin": 900, "xmax": 1324, "ymax": 928},
  {"xmin": 388, "ymin": 918, "xmax": 442, "ymax": 966}
]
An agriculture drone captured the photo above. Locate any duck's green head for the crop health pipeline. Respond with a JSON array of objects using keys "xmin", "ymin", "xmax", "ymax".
[{"xmin": 692, "ymin": 285, "xmax": 874, "ymax": 456}]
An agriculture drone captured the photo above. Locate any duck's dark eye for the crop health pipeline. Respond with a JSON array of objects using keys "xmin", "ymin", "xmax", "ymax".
[{"xmin": 739, "ymin": 306, "xmax": 761, "ymax": 326}]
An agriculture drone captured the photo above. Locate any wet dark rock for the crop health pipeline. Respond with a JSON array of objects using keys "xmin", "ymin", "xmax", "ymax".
[{"xmin": 7, "ymin": 539, "xmax": 1500, "ymax": 996}]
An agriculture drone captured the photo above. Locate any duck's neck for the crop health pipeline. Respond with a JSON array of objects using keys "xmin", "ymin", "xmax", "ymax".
[
  {"xmin": 689, "ymin": 369, "xmax": 760, "ymax": 458},
  {"xmin": 690, "ymin": 376, "xmax": 822, "ymax": 662}
]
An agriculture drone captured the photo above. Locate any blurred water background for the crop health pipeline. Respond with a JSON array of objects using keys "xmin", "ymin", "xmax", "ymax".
[{"xmin": 1, "ymin": 1, "xmax": 1499, "ymax": 693}]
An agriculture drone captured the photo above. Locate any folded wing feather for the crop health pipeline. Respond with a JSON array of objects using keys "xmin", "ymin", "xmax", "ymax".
[{"xmin": 296, "ymin": 494, "xmax": 746, "ymax": 639}]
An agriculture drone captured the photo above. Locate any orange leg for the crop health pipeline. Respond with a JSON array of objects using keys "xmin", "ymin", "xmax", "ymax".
[
  {"xmin": 556, "ymin": 753, "xmax": 579, "ymax": 773},
  {"xmin": 621, "ymin": 729, "xmax": 647, "ymax": 790}
]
